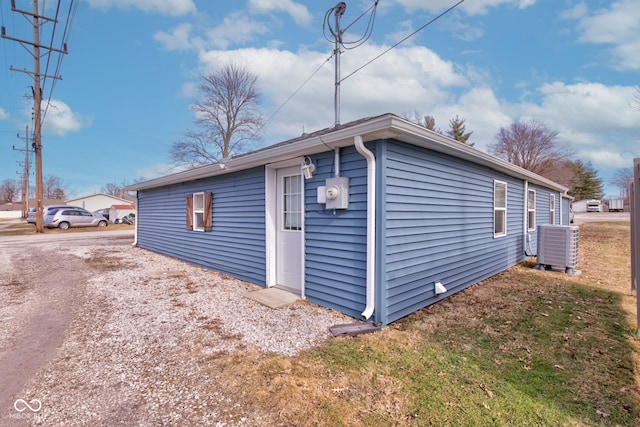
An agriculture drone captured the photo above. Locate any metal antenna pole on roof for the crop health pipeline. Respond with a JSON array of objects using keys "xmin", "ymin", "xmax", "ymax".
[
  {"xmin": 332, "ymin": 2, "xmax": 346, "ymax": 127},
  {"xmin": 324, "ymin": 1, "xmax": 379, "ymax": 128}
]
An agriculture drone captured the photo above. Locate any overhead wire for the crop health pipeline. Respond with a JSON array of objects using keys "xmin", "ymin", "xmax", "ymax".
[
  {"xmin": 261, "ymin": 51, "xmax": 334, "ymax": 130},
  {"xmin": 41, "ymin": 0, "xmax": 61, "ymax": 103},
  {"xmin": 341, "ymin": 0, "xmax": 465, "ymax": 83},
  {"xmin": 42, "ymin": 0, "xmax": 76, "ymax": 124}
]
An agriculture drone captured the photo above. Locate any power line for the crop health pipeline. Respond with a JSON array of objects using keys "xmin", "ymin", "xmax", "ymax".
[
  {"xmin": 43, "ymin": 0, "xmax": 77, "ymax": 124},
  {"xmin": 262, "ymin": 52, "xmax": 334, "ymax": 130},
  {"xmin": 341, "ymin": 0, "xmax": 465, "ymax": 83}
]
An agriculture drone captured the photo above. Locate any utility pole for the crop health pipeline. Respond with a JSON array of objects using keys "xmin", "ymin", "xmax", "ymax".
[
  {"xmin": 13, "ymin": 125, "xmax": 30, "ymax": 218},
  {"xmin": 1, "ymin": 0, "xmax": 67, "ymax": 232}
]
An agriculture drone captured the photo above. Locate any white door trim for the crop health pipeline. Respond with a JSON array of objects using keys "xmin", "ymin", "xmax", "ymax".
[{"xmin": 265, "ymin": 158, "xmax": 305, "ymax": 298}]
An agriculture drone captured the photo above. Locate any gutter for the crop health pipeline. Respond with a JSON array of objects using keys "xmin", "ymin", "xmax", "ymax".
[{"xmin": 354, "ymin": 135, "xmax": 376, "ymax": 320}]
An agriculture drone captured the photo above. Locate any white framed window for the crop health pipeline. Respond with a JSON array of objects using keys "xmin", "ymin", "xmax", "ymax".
[
  {"xmin": 193, "ymin": 192, "xmax": 205, "ymax": 231},
  {"xmin": 494, "ymin": 180, "xmax": 507, "ymax": 237},
  {"xmin": 527, "ymin": 189, "xmax": 536, "ymax": 231},
  {"xmin": 186, "ymin": 192, "xmax": 212, "ymax": 232},
  {"xmin": 549, "ymin": 194, "xmax": 555, "ymax": 224},
  {"xmin": 282, "ymin": 175, "xmax": 302, "ymax": 231}
]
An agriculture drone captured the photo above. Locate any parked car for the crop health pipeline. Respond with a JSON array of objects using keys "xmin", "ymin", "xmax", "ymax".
[
  {"xmin": 93, "ymin": 208, "xmax": 110, "ymax": 220},
  {"xmin": 43, "ymin": 208, "xmax": 109, "ymax": 229},
  {"xmin": 27, "ymin": 205, "xmax": 82, "ymax": 224}
]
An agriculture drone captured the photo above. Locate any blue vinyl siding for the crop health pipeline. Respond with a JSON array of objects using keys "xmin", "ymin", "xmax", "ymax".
[
  {"xmin": 136, "ymin": 167, "xmax": 266, "ymax": 285},
  {"xmin": 303, "ymin": 147, "xmax": 368, "ymax": 319},
  {"xmin": 528, "ymin": 185, "xmax": 563, "ymax": 254},
  {"xmin": 378, "ymin": 141, "xmax": 526, "ymax": 325},
  {"xmin": 133, "ymin": 136, "xmax": 568, "ymax": 326}
]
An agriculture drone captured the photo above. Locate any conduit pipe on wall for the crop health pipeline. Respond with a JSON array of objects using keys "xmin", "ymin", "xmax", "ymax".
[{"xmin": 354, "ymin": 135, "xmax": 376, "ymax": 320}]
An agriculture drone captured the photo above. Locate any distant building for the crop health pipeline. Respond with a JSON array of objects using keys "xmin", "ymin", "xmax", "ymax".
[{"xmin": 66, "ymin": 193, "xmax": 133, "ymax": 213}]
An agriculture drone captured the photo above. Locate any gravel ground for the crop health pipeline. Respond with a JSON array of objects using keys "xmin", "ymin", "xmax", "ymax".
[{"xmin": 0, "ymin": 233, "xmax": 351, "ymax": 426}]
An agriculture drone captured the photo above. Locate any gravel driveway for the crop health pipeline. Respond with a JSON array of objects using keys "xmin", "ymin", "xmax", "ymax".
[{"xmin": 0, "ymin": 230, "xmax": 349, "ymax": 426}]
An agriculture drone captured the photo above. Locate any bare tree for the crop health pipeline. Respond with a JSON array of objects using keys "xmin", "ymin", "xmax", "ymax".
[
  {"xmin": 102, "ymin": 182, "xmax": 122, "ymax": 197},
  {"xmin": 43, "ymin": 174, "xmax": 66, "ymax": 199},
  {"xmin": 612, "ymin": 167, "xmax": 633, "ymax": 199},
  {"xmin": 171, "ymin": 63, "xmax": 264, "ymax": 167},
  {"xmin": 489, "ymin": 119, "xmax": 566, "ymax": 175},
  {"xmin": 542, "ymin": 159, "xmax": 577, "ymax": 192},
  {"xmin": 0, "ymin": 179, "xmax": 20, "ymax": 203}
]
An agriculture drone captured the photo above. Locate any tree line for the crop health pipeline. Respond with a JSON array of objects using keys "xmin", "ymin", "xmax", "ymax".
[{"xmin": 406, "ymin": 113, "xmax": 628, "ymax": 201}]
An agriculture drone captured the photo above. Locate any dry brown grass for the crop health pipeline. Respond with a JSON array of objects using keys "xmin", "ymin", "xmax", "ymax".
[{"xmin": 178, "ymin": 221, "xmax": 640, "ymax": 426}]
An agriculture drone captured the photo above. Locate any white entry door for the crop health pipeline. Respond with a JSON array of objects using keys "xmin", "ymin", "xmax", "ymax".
[{"xmin": 276, "ymin": 166, "xmax": 303, "ymax": 294}]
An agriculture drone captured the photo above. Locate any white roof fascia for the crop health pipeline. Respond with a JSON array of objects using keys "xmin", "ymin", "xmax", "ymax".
[
  {"xmin": 126, "ymin": 115, "xmax": 395, "ymax": 191},
  {"xmin": 386, "ymin": 116, "xmax": 569, "ymax": 194},
  {"xmin": 126, "ymin": 113, "xmax": 568, "ymax": 195}
]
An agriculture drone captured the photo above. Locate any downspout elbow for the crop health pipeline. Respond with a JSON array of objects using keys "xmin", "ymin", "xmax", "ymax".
[{"xmin": 354, "ymin": 135, "xmax": 376, "ymax": 320}]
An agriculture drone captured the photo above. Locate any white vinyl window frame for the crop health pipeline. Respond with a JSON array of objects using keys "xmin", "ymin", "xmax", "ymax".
[
  {"xmin": 193, "ymin": 192, "xmax": 205, "ymax": 232},
  {"xmin": 527, "ymin": 189, "xmax": 536, "ymax": 231},
  {"xmin": 494, "ymin": 180, "xmax": 507, "ymax": 238},
  {"xmin": 549, "ymin": 194, "xmax": 556, "ymax": 225}
]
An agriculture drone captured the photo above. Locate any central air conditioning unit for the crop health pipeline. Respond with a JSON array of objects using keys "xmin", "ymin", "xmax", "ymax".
[{"xmin": 536, "ymin": 224, "xmax": 580, "ymax": 275}]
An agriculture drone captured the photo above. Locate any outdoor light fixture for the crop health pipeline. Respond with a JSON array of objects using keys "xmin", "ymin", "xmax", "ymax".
[{"xmin": 302, "ymin": 156, "xmax": 316, "ymax": 179}]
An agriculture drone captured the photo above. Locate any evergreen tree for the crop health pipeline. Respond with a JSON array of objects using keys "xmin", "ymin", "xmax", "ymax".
[
  {"xmin": 423, "ymin": 115, "xmax": 437, "ymax": 131},
  {"xmin": 569, "ymin": 160, "xmax": 604, "ymax": 200},
  {"xmin": 446, "ymin": 115, "xmax": 474, "ymax": 146}
]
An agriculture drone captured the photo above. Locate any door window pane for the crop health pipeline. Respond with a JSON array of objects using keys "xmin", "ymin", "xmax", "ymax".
[{"xmin": 283, "ymin": 175, "xmax": 301, "ymax": 231}]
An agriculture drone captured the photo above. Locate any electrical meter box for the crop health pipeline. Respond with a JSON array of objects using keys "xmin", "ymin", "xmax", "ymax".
[{"xmin": 325, "ymin": 177, "xmax": 349, "ymax": 209}]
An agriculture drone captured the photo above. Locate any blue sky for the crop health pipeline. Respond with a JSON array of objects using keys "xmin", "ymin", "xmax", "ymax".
[{"xmin": 0, "ymin": 0, "xmax": 638, "ymax": 198}]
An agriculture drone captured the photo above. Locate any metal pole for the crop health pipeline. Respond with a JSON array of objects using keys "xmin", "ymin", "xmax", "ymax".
[{"xmin": 333, "ymin": 3, "xmax": 345, "ymax": 127}]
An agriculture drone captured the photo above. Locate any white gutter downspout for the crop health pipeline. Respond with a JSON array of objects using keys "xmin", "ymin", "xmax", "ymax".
[
  {"xmin": 354, "ymin": 135, "xmax": 376, "ymax": 320},
  {"xmin": 132, "ymin": 192, "xmax": 138, "ymax": 246}
]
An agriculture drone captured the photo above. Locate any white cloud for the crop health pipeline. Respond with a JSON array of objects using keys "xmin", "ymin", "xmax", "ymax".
[
  {"xmin": 154, "ymin": 13, "xmax": 271, "ymax": 51},
  {"xmin": 205, "ymin": 12, "xmax": 271, "ymax": 49},
  {"xmin": 516, "ymin": 82, "xmax": 640, "ymax": 170},
  {"xmin": 569, "ymin": 0, "xmax": 640, "ymax": 70},
  {"xmin": 86, "ymin": 0, "xmax": 196, "ymax": 16},
  {"xmin": 153, "ymin": 23, "xmax": 202, "ymax": 51},
  {"xmin": 0, "ymin": 107, "xmax": 9, "ymax": 120},
  {"xmin": 186, "ymin": 41, "xmax": 638, "ymax": 191},
  {"xmin": 135, "ymin": 162, "xmax": 187, "ymax": 181},
  {"xmin": 393, "ymin": 0, "xmax": 536, "ymax": 16},
  {"xmin": 41, "ymin": 100, "xmax": 89, "ymax": 136},
  {"xmin": 195, "ymin": 44, "xmax": 469, "ymax": 139},
  {"xmin": 248, "ymin": 0, "xmax": 313, "ymax": 26}
]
